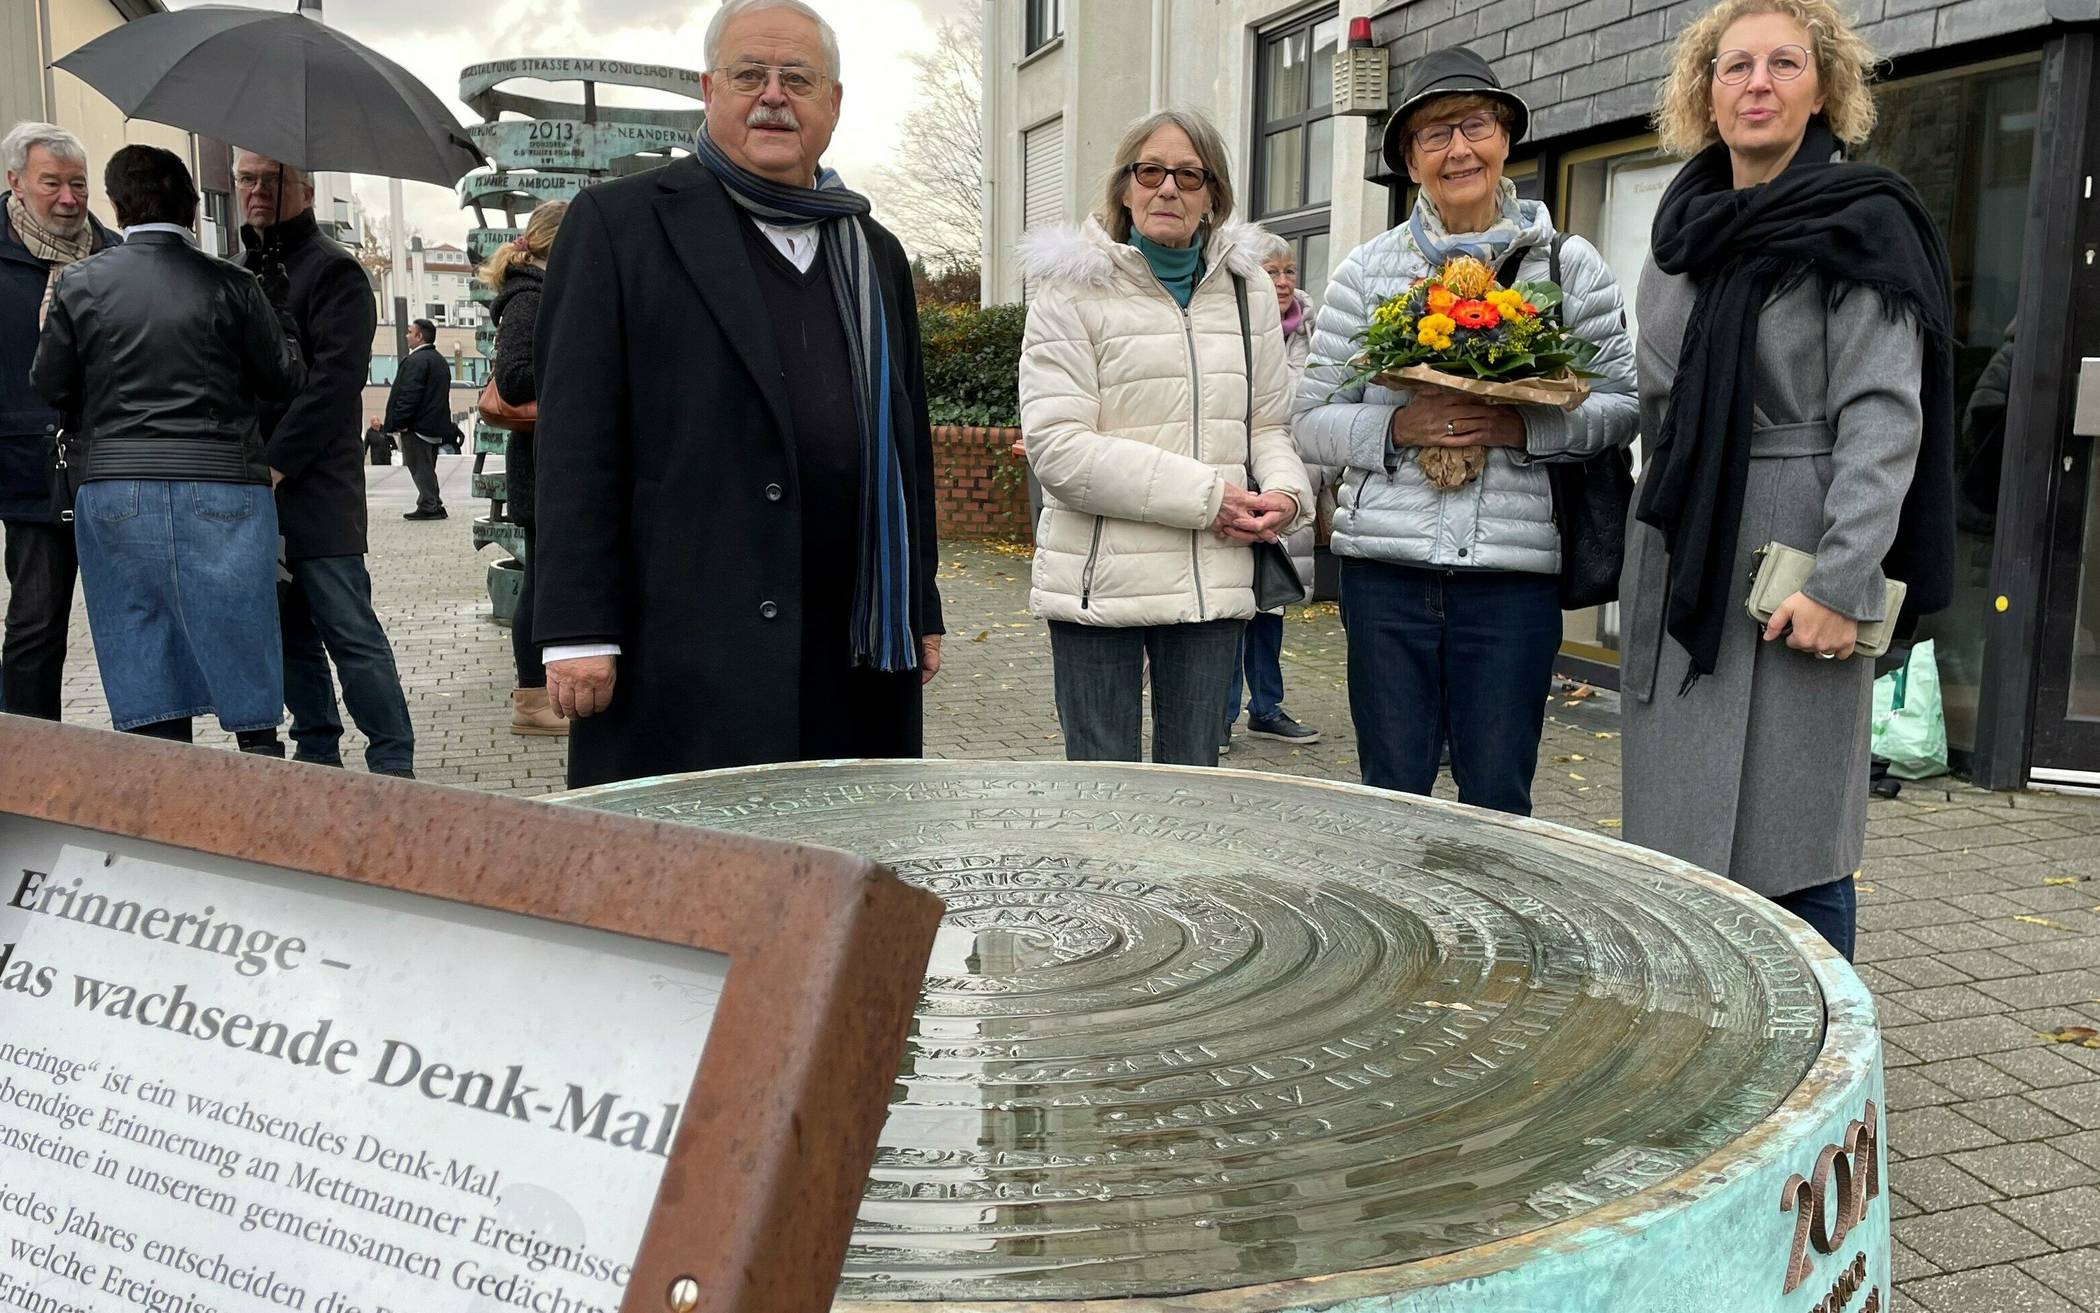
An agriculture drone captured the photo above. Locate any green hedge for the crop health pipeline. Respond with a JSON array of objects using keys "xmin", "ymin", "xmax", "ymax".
[{"xmin": 920, "ymin": 302, "xmax": 1026, "ymax": 428}]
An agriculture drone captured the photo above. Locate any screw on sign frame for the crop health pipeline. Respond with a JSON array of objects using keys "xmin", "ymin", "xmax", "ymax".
[{"xmin": 0, "ymin": 714, "xmax": 943, "ymax": 1313}]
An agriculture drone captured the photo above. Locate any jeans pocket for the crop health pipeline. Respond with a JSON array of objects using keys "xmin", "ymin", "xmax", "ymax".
[
  {"xmin": 84, "ymin": 482, "xmax": 140, "ymax": 523},
  {"xmin": 191, "ymin": 482, "xmax": 256, "ymax": 521}
]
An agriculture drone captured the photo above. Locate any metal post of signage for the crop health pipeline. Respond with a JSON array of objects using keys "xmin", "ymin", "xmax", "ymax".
[{"xmin": 455, "ymin": 59, "xmax": 707, "ymax": 623}]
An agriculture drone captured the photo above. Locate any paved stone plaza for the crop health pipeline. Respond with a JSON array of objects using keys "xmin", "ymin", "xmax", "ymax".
[{"xmin": 9, "ymin": 462, "xmax": 2100, "ymax": 1309}]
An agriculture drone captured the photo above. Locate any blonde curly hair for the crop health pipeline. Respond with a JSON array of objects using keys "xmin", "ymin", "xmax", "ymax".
[
  {"xmin": 477, "ymin": 200, "xmax": 568, "ymax": 291},
  {"xmin": 1653, "ymin": 0, "xmax": 1881, "ymax": 158}
]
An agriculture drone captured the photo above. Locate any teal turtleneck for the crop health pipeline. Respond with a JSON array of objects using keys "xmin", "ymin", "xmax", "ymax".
[{"xmin": 1129, "ymin": 229, "xmax": 1205, "ymax": 308}]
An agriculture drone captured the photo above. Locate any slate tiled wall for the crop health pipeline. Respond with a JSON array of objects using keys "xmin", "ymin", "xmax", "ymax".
[{"xmin": 1366, "ymin": 0, "xmax": 2058, "ymax": 167}]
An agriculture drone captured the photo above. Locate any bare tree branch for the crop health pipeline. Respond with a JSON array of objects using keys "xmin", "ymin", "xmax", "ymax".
[{"xmin": 872, "ymin": 10, "xmax": 983, "ymax": 273}]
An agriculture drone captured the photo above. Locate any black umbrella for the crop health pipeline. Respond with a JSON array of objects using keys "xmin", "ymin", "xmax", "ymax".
[{"xmin": 52, "ymin": 5, "xmax": 484, "ymax": 187}]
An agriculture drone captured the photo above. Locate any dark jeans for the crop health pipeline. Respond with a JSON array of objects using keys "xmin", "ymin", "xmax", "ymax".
[
  {"xmin": 1773, "ymin": 875, "xmax": 1857, "ymax": 962},
  {"xmin": 1340, "ymin": 558, "xmax": 1561, "ymax": 815},
  {"xmin": 510, "ymin": 533, "xmax": 542, "ymax": 689},
  {"xmin": 1, "ymin": 519, "xmax": 76, "ymax": 720},
  {"xmin": 1225, "ymin": 610, "xmax": 1286, "ymax": 726},
  {"xmin": 1049, "ymin": 618, "xmax": 1244, "ymax": 766},
  {"xmin": 280, "ymin": 554, "xmax": 415, "ymax": 774},
  {"xmin": 401, "ymin": 434, "xmax": 443, "ymax": 511}
]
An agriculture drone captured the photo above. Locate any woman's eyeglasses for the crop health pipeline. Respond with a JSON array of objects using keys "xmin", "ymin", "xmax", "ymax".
[
  {"xmin": 1411, "ymin": 114, "xmax": 1499, "ymax": 153},
  {"xmin": 714, "ymin": 62, "xmax": 828, "ymax": 99},
  {"xmin": 1711, "ymin": 45, "xmax": 1811, "ymax": 86},
  {"xmin": 1127, "ymin": 162, "xmax": 1212, "ymax": 192}
]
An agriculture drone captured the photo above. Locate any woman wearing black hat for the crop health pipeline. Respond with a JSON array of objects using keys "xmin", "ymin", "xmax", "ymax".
[
  {"xmin": 1619, "ymin": 0, "xmax": 1955, "ymax": 960},
  {"xmin": 1294, "ymin": 46, "xmax": 1637, "ymax": 817}
]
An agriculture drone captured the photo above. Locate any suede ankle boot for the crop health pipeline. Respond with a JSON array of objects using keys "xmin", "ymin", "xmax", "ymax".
[{"xmin": 511, "ymin": 686, "xmax": 568, "ymax": 736}]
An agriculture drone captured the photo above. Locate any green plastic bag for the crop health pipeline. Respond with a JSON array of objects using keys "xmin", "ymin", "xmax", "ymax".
[{"xmin": 1872, "ymin": 639, "xmax": 1948, "ymax": 780}]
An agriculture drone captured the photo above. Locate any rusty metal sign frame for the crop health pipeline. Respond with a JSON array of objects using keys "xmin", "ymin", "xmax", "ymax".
[{"xmin": 0, "ymin": 715, "xmax": 943, "ymax": 1313}]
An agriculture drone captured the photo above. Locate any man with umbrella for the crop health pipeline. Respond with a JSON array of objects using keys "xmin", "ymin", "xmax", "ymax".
[{"xmin": 237, "ymin": 151, "xmax": 417, "ymax": 779}]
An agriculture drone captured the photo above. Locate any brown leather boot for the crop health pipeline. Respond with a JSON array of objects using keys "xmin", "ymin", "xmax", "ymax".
[{"xmin": 511, "ymin": 686, "xmax": 568, "ymax": 736}]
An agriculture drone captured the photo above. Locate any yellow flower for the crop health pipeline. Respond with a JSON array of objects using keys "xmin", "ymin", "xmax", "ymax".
[
  {"xmin": 1419, "ymin": 312, "xmax": 1457, "ymax": 338},
  {"xmin": 1426, "ymin": 286, "xmax": 1457, "ymax": 314},
  {"xmin": 1487, "ymin": 288, "xmax": 1526, "ymax": 316},
  {"xmin": 1441, "ymin": 256, "xmax": 1494, "ymax": 300}
]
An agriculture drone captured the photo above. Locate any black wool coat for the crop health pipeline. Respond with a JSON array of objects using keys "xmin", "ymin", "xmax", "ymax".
[
  {"xmin": 384, "ymin": 344, "xmax": 456, "ymax": 439},
  {"xmin": 0, "ymin": 205, "xmax": 116, "ymax": 523},
  {"xmin": 241, "ymin": 210, "xmax": 376, "ymax": 560},
  {"xmin": 532, "ymin": 159, "xmax": 945, "ymax": 788}
]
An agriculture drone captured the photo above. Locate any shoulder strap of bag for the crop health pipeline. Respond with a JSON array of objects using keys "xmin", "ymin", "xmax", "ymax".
[{"xmin": 1232, "ymin": 271, "xmax": 1259, "ymax": 493}]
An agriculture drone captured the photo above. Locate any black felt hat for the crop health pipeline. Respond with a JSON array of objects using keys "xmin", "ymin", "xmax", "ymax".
[{"xmin": 1380, "ymin": 45, "xmax": 1530, "ymax": 175}]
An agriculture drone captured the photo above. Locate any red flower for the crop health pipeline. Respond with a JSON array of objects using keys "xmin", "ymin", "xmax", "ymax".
[{"xmin": 1451, "ymin": 299, "xmax": 1501, "ymax": 330}]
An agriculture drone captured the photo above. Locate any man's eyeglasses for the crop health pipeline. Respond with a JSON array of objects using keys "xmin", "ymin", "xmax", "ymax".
[
  {"xmin": 1127, "ymin": 162, "xmax": 1211, "ymax": 192},
  {"xmin": 714, "ymin": 62, "xmax": 828, "ymax": 99},
  {"xmin": 1411, "ymin": 114, "xmax": 1500, "ymax": 153},
  {"xmin": 1712, "ymin": 45, "xmax": 1811, "ymax": 86}
]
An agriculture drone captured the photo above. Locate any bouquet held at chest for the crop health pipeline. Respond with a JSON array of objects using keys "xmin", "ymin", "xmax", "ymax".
[{"xmin": 1352, "ymin": 255, "xmax": 1600, "ymax": 489}]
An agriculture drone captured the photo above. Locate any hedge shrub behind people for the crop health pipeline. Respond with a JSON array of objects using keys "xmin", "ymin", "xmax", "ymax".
[{"xmin": 920, "ymin": 303, "xmax": 1026, "ymax": 428}]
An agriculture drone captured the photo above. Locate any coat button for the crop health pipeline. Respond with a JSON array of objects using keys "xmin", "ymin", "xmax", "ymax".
[
  {"xmin": 760, "ymin": 601, "xmax": 779, "ymax": 620},
  {"xmin": 1457, "ymin": 548, "xmax": 1469, "ymax": 558},
  {"xmin": 764, "ymin": 483, "xmax": 784, "ymax": 502}
]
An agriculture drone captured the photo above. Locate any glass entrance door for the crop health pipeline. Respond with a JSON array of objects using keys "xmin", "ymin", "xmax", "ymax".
[{"xmin": 2032, "ymin": 364, "xmax": 2100, "ymax": 784}]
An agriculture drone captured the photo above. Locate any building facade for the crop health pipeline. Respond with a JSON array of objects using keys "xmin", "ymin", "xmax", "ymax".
[{"xmin": 981, "ymin": 0, "xmax": 2100, "ymax": 790}]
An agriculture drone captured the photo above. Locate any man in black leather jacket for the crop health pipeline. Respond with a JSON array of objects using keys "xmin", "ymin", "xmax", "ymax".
[
  {"xmin": 31, "ymin": 145, "xmax": 304, "ymax": 750},
  {"xmin": 384, "ymin": 316, "xmax": 457, "ymax": 520},
  {"xmin": 238, "ymin": 151, "xmax": 416, "ymax": 778}
]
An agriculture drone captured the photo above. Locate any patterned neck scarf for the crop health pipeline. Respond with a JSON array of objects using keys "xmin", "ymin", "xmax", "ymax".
[
  {"xmin": 1407, "ymin": 176, "xmax": 1527, "ymax": 266},
  {"xmin": 692, "ymin": 129, "xmax": 916, "ymax": 672},
  {"xmin": 7, "ymin": 192, "xmax": 95, "ymax": 326}
]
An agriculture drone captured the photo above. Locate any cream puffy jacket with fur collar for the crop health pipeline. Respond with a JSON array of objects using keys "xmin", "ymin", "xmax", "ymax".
[{"xmin": 1017, "ymin": 217, "xmax": 1315, "ymax": 627}]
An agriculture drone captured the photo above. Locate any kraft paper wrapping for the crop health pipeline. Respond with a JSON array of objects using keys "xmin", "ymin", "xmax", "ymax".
[{"xmin": 1373, "ymin": 365, "xmax": 1591, "ymax": 412}]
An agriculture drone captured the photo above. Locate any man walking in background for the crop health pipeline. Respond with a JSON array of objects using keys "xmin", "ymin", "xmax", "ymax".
[
  {"xmin": 386, "ymin": 317, "xmax": 455, "ymax": 521},
  {"xmin": 0, "ymin": 122, "xmax": 115, "ymax": 720},
  {"xmin": 237, "ymin": 149, "xmax": 416, "ymax": 778}
]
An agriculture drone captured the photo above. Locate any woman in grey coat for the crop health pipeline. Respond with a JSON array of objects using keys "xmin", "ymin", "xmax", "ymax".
[
  {"xmin": 1295, "ymin": 46, "xmax": 1637, "ymax": 815},
  {"xmin": 1622, "ymin": 0, "xmax": 1955, "ymax": 959}
]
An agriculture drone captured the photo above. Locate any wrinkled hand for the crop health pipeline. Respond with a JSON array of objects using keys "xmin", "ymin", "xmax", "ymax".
[
  {"xmin": 1392, "ymin": 390, "xmax": 1517, "ymax": 448},
  {"xmin": 1213, "ymin": 484, "xmax": 1265, "ymax": 542},
  {"xmin": 1764, "ymin": 591, "xmax": 1859, "ymax": 661},
  {"xmin": 920, "ymin": 634, "xmax": 943, "ymax": 686},
  {"xmin": 1237, "ymin": 491, "xmax": 1298, "ymax": 543},
  {"xmin": 547, "ymin": 655, "xmax": 617, "ymax": 719}
]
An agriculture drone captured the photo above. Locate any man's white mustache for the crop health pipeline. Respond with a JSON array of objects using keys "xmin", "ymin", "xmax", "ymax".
[{"xmin": 747, "ymin": 108, "xmax": 799, "ymax": 130}]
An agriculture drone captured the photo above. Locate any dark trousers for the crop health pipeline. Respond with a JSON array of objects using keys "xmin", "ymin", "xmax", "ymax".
[
  {"xmin": 1225, "ymin": 610, "xmax": 1286, "ymax": 726},
  {"xmin": 1340, "ymin": 558, "xmax": 1561, "ymax": 815},
  {"xmin": 1773, "ymin": 876, "xmax": 1857, "ymax": 962},
  {"xmin": 510, "ymin": 532, "xmax": 542, "ymax": 690},
  {"xmin": 1, "ymin": 519, "xmax": 77, "ymax": 720},
  {"xmin": 280, "ymin": 554, "xmax": 416, "ymax": 774},
  {"xmin": 401, "ymin": 433, "xmax": 443, "ymax": 511},
  {"xmin": 1049, "ymin": 618, "xmax": 1244, "ymax": 766}
]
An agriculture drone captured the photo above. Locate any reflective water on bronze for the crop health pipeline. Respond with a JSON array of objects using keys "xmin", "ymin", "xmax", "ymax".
[{"xmin": 565, "ymin": 763, "xmax": 1824, "ymax": 1301}]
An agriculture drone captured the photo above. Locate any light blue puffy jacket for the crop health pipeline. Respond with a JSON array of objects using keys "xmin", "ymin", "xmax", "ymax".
[{"xmin": 1292, "ymin": 201, "xmax": 1638, "ymax": 576}]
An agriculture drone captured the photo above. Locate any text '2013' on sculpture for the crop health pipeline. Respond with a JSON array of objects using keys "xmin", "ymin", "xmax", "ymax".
[{"xmin": 0, "ymin": 714, "xmax": 941, "ymax": 1313}]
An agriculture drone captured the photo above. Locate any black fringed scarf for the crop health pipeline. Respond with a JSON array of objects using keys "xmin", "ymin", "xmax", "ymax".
[{"xmin": 1639, "ymin": 117, "xmax": 1956, "ymax": 689}]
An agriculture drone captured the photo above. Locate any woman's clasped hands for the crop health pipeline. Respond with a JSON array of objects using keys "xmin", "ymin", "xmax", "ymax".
[{"xmin": 1213, "ymin": 484, "xmax": 1298, "ymax": 543}]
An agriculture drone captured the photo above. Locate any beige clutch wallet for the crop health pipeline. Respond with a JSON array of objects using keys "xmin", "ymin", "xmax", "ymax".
[{"xmin": 1745, "ymin": 542, "xmax": 1907, "ymax": 659}]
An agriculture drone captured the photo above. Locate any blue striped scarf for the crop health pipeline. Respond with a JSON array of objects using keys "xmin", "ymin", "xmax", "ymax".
[
  {"xmin": 694, "ymin": 129, "xmax": 916, "ymax": 672},
  {"xmin": 1407, "ymin": 176, "xmax": 1529, "ymax": 266}
]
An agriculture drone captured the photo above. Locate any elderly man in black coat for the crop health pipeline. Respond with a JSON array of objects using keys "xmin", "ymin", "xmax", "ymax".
[
  {"xmin": 533, "ymin": 0, "xmax": 944, "ymax": 789},
  {"xmin": 237, "ymin": 151, "xmax": 417, "ymax": 778},
  {"xmin": 0, "ymin": 122, "xmax": 115, "ymax": 721}
]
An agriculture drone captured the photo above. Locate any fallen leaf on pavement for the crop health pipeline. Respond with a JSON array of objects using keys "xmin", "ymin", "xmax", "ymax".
[
  {"xmin": 2041, "ymin": 1026, "xmax": 2100, "ymax": 1048},
  {"xmin": 1596, "ymin": 819, "xmax": 1623, "ymax": 829},
  {"xmin": 2014, "ymin": 914, "xmax": 2071, "ymax": 930},
  {"xmin": 2045, "ymin": 876, "xmax": 2082, "ymax": 887},
  {"xmin": 971, "ymin": 631, "xmax": 989, "ymax": 642}
]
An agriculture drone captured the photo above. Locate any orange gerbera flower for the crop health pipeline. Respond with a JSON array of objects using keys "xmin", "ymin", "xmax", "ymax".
[
  {"xmin": 1450, "ymin": 300, "xmax": 1501, "ymax": 330},
  {"xmin": 1426, "ymin": 286, "xmax": 1457, "ymax": 314}
]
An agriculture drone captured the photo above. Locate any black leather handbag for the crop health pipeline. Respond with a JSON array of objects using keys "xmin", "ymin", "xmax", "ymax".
[
  {"xmin": 1497, "ymin": 238, "xmax": 1633, "ymax": 610},
  {"xmin": 1232, "ymin": 273, "xmax": 1307, "ymax": 613}
]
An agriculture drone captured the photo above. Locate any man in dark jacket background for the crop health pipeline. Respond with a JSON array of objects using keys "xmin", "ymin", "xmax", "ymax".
[
  {"xmin": 0, "ymin": 122, "xmax": 115, "ymax": 720},
  {"xmin": 385, "ymin": 318, "xmax": 456, "ymax": 521},
  {"xmin": 237, "ymin": 150, "xmax": 416, "ymax": 778}
]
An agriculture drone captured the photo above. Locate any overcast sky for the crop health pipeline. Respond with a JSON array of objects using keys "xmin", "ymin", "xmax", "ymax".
[{"xmin": 166, "ymin": 0, "xmax": 977, "ymax": 251}]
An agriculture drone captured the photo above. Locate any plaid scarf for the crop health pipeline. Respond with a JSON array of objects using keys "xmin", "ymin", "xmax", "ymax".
[
  {"xmin": 7, "ymin": 192, "xmax": 95, "ymax": 326},
  {"xmin": 693, "ymin": 129, "xmax": 916, "ymax": 673},
  {"xmin": 1407, "ymin": 176, "xmax": 1530, "ymax": 266}
]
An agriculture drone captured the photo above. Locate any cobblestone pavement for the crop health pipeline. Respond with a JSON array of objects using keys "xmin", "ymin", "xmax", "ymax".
[{"xmin": 10, "ymin": 466, "xmax": 2100, "ymax": 1309}]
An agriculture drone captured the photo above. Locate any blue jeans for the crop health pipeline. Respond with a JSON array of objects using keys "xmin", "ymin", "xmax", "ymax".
[
  {"xmin": 280, "ymin": 554, "xmax": 416, "ymax": 774},
  {"xmin": 1773, "ymin": 876, "xmax": 1857, "ymax": 961},
  {"xmin": 1049, "ymin": 619, "xmax": 1244, "ymax": 766},
  {"xmin": 1340, "ymin": 558, "xmax": 1561, "ymax": 815},
  {"xmin": 1224, "ymin": 610, "xmax": 1285, "ymax": 726},
  {"xmin": 73, "ymin": 480, "xmax": 282, "ymax": 732}
]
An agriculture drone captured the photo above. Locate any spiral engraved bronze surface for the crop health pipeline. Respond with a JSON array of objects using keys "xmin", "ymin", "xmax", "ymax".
[{"xmin": 564, "ymin": 762, "xmax": 1824, "ymax": 1302}]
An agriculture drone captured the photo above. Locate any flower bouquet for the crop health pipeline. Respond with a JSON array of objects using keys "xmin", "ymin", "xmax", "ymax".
[{"xmin": 1352, "ymin": 255, "xmax": 1600, "ymax": 490}]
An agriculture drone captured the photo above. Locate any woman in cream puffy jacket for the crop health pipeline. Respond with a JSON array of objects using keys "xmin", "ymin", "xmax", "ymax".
[{"xmin": 1018, "ymin": 109, "xmax": 1313, "ymax": 767}]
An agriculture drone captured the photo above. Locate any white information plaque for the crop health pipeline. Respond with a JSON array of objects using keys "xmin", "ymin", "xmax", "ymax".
[{"xmin": 0, "ymin": 820, "xmax": 728, "ymax": 1313}]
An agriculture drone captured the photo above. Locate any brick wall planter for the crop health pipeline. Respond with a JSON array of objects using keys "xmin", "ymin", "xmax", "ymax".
[{"xmin": 933, "ymin": 424, "xmax": 1032, "ymax": 541}]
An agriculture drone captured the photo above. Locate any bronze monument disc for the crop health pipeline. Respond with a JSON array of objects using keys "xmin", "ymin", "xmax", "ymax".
[{"xmin": 564, "ymin": 762, "xmax": 1824, "ymax": 1301}]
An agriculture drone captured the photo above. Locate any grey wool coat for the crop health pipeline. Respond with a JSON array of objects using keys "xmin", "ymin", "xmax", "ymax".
[{"xmin": 1620, "ymin": 257, "xmax": 1925, "ymax": 898}]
